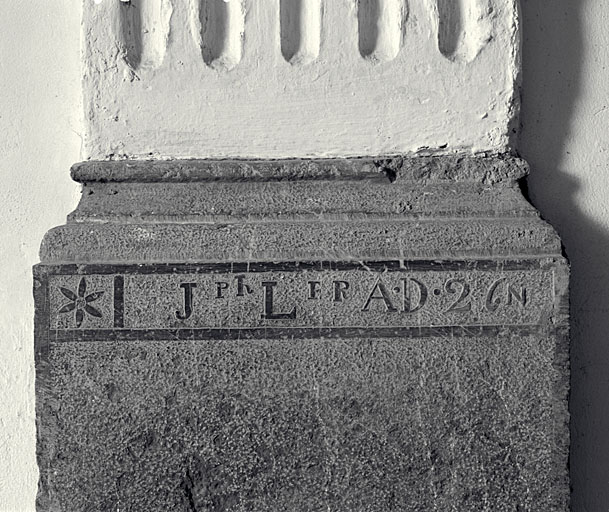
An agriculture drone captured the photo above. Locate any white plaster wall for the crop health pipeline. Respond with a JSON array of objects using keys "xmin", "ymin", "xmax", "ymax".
[
  {"xmin": 0, "ymin": 2, "xmax": 82, "ymax": 510},
  {"xmin": 519, "ymin": 1, "xmax": 609, "ymax": 509},
  {"xmin": 1, "ymin": 1, "xmax": 609, "ymax": 510}
]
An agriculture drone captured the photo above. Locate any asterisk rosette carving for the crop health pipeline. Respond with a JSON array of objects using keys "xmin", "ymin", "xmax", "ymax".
[{"xmin": 58, "ymin": 277, "xmax": 104, "ymax": 327}]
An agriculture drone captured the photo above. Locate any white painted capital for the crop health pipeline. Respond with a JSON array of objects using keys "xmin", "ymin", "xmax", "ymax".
[{"xmin": 83, "ymin": 0, "xmax": 521, "ymax": 159}]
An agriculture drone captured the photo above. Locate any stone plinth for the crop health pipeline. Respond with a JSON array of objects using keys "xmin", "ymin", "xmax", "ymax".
[{"xmin": 34, "ymin": 156, "xmax": 569, "ymax": 511}]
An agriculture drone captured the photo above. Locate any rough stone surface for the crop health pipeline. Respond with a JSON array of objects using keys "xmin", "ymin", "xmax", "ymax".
[
  {"xmin": 70, "ymin": 155, "xmax": 528, "ymax": 184},
  {"xmin": 35, "ymin": 157, "xmax": 569, "ymax": 511},
  {"xmin": 82, "ymin": 1, "xmax": 521, "ymax": 159}
]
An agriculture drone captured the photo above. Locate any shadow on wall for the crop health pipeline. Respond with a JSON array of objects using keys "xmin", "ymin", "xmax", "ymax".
[{"xmin": 518, "ymin": 0, "xmax": 608, "ymax": 510}]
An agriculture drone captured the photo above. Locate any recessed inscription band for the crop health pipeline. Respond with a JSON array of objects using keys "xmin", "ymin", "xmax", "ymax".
[{"xmin": 42, "ymin": 259, "xmax": 557, "ymax": 339}]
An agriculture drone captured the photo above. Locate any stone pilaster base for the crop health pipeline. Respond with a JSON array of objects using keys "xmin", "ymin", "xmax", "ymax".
[{"xmin": 34, "ymin": 156, "xmax": 569, "ymax": 511}]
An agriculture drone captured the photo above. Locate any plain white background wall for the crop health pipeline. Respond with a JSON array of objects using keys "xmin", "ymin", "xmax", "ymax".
[
  {"xmin": 0, "ymin": 1, "xmax": 607, "ymax": 510},
  {"xmin": 519, "ymin": 1, "xmax": 609, "ymax": 510},
  {"xmin": 0, "ymin": 3, "xmax": 82, "ymax": 510}
]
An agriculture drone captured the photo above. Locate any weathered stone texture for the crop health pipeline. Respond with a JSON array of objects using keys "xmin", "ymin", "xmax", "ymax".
[{"xmin": 35, "ymin": 157, "xmax": 569, "ymax": 511}]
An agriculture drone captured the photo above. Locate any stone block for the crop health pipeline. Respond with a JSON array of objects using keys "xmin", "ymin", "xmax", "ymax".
[{"xmin": 34, "ymin": 156, "xmax": 569, "ymax": 511}]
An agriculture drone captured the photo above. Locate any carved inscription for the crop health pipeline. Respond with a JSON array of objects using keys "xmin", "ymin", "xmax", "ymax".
[
  {"xmin": 44, "ymin": 261, "xmax": 554, "ymax": 339},
  {"xmin": 166, "ymin": 273, "xmax": 531, "ymax": 325}
]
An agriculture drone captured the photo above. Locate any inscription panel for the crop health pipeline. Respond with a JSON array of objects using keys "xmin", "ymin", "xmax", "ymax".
[
  {"xmin": 34, "ymin": 257, "xmax": 569, "ymax": 511},
  {"xmin": 43, "ymin": 260, "xmax": 555, "ymax": 340}
]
